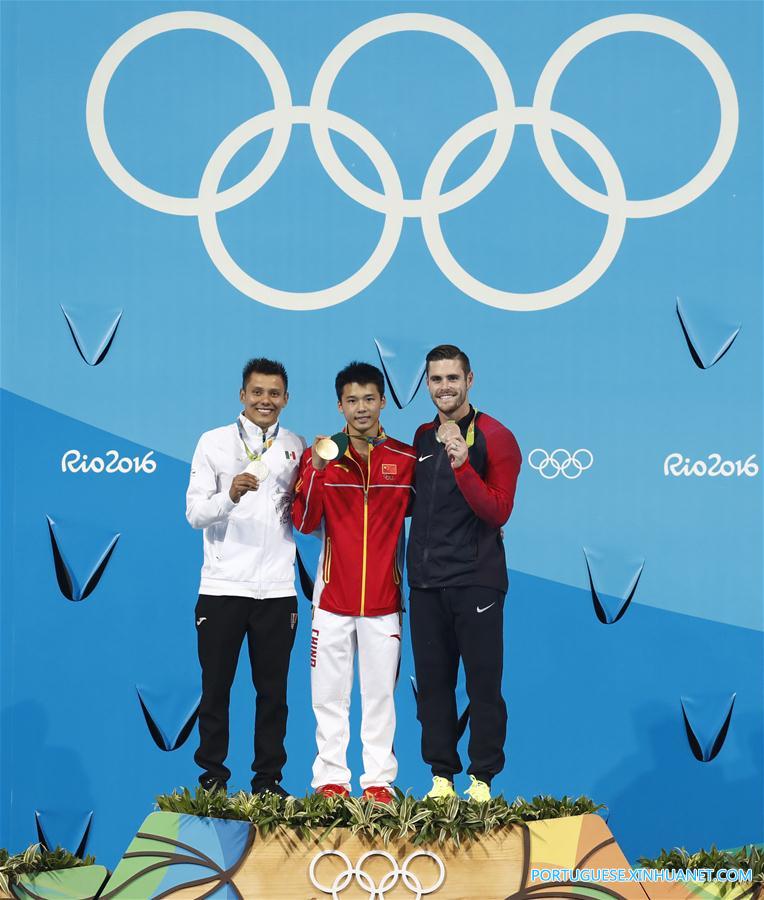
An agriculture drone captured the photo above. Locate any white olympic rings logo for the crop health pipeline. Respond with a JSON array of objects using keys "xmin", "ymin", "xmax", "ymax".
[
  {"xmin": 86, "ymin": 11, "xmax": 738, "ymax": 311},
  {"xmin": 309, "ymin": 849, "xmax": 445, "ymax": 899},
  {"xmin": 529, "ymin": 448, "xmax": 594, "ymax": 480}
]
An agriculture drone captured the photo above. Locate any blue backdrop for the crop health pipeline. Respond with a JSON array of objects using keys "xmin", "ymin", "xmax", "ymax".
[{"xmin": 1, "ymin": 0, "xmax": 762, "ymax": 870}]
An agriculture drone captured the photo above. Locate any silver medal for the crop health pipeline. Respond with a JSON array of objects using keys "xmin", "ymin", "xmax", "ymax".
[{"xmin": 245, "ymin": 459, "xmax": 270, "ymax": 481}]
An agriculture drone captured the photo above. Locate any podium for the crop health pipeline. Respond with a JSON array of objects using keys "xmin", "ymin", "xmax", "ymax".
[{"xmin": 6, "ymin": 810, "xmax": 755, "ymax": 898}]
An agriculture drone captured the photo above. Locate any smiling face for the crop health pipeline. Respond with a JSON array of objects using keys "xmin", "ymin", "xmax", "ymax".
[
  {"xmin": 338, "ymin": 382, "xmax": 386, "ymax": 437},
  {"xmin": 240, "ymin": 372, "xmax": 288, "ymax": 430},
  {"xmin": 426, "ymin": 358, "xmax": 473, "ymax": 422}
]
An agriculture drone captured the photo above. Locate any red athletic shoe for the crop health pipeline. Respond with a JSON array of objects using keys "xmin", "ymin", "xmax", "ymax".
[
  {"xmin": 315, "ymin": 784, "xmax": 350, "ymax": 798},
  {"xmin": 362, "ymin": 786, "xmax": 394, "ymax": 804}
]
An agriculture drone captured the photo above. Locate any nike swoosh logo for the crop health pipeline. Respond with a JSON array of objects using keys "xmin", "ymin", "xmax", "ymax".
[
  {"xmin": 418, "ymin": 454, "xmax": 433, "ymax": 462},
  {"xmin": 196, "ymin": 617, "xmax": 207, "ymax": 625},
  {"xmin": 476, "ymin": 604, "xmax": 495, "ymax": 614}
]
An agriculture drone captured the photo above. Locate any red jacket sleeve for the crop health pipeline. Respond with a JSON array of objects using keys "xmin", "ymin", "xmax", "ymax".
[
  {"xmin": 452, "ymin": 419, "xmax": 521, "ymax": 528},
  {"xmin": 292, "ymin": 447, "xmax": 327, "ymax": 533}
]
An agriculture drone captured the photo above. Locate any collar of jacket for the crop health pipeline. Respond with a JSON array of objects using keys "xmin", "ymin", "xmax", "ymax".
[
  {"xmin": 238, "ymin": 413, "xmax": 280, "ymax": 442},
  {"xmin": 342, "ymin": 422, "xmax": 388, "ymax": 451}
]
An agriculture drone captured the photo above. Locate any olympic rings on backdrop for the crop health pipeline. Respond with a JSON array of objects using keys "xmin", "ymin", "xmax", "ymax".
[
  {"xmin": 528, "ymin": 448, "xmax": 594, "ymax": 480},
  {"xmin": 86, "ymin": 11, "xmax": 293, "ymax": 217},
  {"xmin": 420, "ymin": 106, "xmax": 627, "ymax": 311},
  {"xmin": 309, "ymin": 849, "xmax": 445, "ymax": 899},
  {"xmin": 86, "ymin": 12, "xmax": 738, "ymax": 310},
  {"xmin": 532, "ymin": 14, "xmax": 739, "ymax": 220},
  {"xmin": 197, "ymin": 106, "xmax": 404, "ymax": 311},
  {"xmin": 309, "ymin": 13, "xmax": 516, "ymax": 218}
]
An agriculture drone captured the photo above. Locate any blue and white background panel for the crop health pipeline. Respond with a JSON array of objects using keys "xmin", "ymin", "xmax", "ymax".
[{"xmin": 0, "ymin": 0, "xmax": 761, "ymax": 867}]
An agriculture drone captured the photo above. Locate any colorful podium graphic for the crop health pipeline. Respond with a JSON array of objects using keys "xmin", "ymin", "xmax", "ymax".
[{"xmin": 85, "ymin": 810, "xmax": 756, "ymax": 899}]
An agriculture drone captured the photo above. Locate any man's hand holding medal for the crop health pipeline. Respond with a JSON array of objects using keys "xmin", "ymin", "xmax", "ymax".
[
  {"xmin": 311, "ymin": 433, "xmax": 350, "ymax": 471},
  {"xmin": 230, "ymin": 456, "xmax": 275, "ymax": 502},
  {"xmin": 311, "ymin": 436, "xmax": 332, "ymax": 471},
  {"xmin": 437, "ymin": 421, "xmax": 468, "ymax": 468}
]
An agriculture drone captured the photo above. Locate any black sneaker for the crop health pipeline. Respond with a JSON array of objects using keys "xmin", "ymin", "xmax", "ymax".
[
  {"xmin": 200, "ymin": 776, "xmax": 227, "ymax": 794},
  {"xmin": 251, "ymin": 780, "xmax": 291, "ymax": 800}
]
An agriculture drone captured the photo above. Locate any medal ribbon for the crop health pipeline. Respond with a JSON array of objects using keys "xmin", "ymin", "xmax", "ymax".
[
  {"xmin": 236, "ymin": 418, "xmax": 279, "ymax": 461},
  {"xmin": 346, "ymin": 423, "xmax": 387, "ymax": 447},
  {"xmin": 465, "ymin": 408, "xmax": 478, "ymax": 448}
]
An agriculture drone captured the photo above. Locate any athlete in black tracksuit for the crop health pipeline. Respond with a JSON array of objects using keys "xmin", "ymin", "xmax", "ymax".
[{"xmin": 408, "ymin": 385, "xmax": 521, "ymax": 790}]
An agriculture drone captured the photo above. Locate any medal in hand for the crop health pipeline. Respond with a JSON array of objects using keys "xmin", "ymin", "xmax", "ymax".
[
  {"xmin": 436, "ymin": 421, "xmax": 460, "ymax": 445},
  {"xmin": 245, "ymin": 458, "xmax": 269, "ymax": 481},
  {"xmin": 315, "ymin": 432, "xmax": 350, "ymax": 461}
]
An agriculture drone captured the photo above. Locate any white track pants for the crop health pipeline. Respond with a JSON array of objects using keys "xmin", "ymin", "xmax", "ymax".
[{"xmin": 310, "ymin": 606, "xmax": 401, "ymax": 790}]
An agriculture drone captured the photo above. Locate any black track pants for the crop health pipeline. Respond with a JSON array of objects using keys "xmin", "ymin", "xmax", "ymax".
[
  {"xmin": 409, "ymin": 586, "xmax": 506, "ymax": 784},
  {"xmin": 194, "ymin": 593, "xmax": 297, "ymax": 788}
]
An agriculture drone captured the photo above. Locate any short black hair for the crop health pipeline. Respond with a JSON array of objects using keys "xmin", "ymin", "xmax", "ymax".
[
  {"xmin": 425, "ymin": 344, "xmax": 471, "ymax": 377},
  {"xmin": 242, "ymin": 357, "xmax": 288, "ymax": 391},
  {"xmin": 335, "ymin": 361, "xmax": 385, "ymax": 401}
]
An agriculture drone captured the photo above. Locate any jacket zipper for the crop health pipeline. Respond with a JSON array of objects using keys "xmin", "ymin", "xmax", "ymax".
[
  {"xmin": 361, "ymin": 444, "xmax": 371, "ymax": 615},
  {"xmin": 348, "ymin": 444, "xmax": 371, "ymax": 615},
  {"xmin": 323, "ymin": 536, "xmax": 332, "ymax": 583},
  {"xmin": 421, "ymin": 440, "xmax": 443, "ymax": 585}
]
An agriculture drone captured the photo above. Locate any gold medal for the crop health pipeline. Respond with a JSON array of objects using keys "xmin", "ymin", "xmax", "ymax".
[
  {"xmin": 316, "ymin": 437, "xmax": 339, "ymax": 460},
  {"xmin": 245, "ymin": 459, "xmax": 269, "ymax": 481},
  {"xmin": 316, "ymin": 432, "xmax": 350, "ymax": 461}
]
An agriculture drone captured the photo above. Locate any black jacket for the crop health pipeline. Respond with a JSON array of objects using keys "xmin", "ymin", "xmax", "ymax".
[{"xmin": 407, "ymin": 407, "xmax": 521, "ymax": 591}]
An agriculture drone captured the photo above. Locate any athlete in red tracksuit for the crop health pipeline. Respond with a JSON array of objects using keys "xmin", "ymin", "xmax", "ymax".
[{"xmin": 292, "ymin": 362, "xmax": 416, "ymax": 801}]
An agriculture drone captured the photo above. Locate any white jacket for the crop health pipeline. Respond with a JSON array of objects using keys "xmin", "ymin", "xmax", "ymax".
[{"xmin": 186, "ymin": 414, "xmax": 306, "ymax": 598}]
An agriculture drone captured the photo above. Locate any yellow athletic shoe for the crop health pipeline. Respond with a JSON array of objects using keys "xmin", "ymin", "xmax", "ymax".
[
  {"xmin": 424, "ymin": 776, "xmax": 456, "ymax": 800},
  {"xmin": 465, "ymin": 775, "xmax": 491, "ymax": 803}
]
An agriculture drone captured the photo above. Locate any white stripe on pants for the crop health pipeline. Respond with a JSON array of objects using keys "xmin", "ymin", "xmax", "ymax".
[{"xmin": 310, "ymin": 606, "xmax": 401, "ymax": 790}]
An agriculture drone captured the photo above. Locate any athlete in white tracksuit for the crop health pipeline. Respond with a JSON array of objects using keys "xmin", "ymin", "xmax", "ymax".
[{"xmin": 186, "ymin": 358, "xmax": 305, "ymax": 796}]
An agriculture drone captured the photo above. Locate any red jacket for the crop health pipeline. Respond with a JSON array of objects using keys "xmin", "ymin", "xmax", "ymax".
[{"xmin": 292, "ymin": 435, "xmax": 416, "ymax": 616}]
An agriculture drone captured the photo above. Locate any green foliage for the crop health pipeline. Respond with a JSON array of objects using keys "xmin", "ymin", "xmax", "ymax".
[
  {"xmin": 637, "ymin": 844, "xmax": 764, "ymax": 897},
  {"xmin": 0, "ymin": 844, "xmax": 95, "ymax": 893},
  {"xmin": 155, "ymin": 786, "xmax": 605, "ymax": 846}
]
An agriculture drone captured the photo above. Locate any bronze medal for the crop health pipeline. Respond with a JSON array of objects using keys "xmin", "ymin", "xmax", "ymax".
[{"xmin": 436, "ymin": 421, "xmax": 460, "ymax": 444}]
